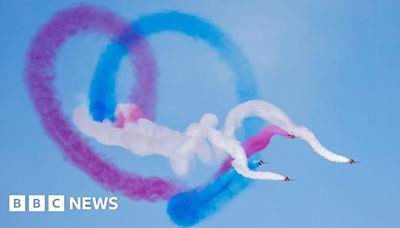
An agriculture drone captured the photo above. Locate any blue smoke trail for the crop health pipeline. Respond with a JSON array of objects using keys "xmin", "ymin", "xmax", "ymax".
[
  {"xmin": 89, "ymin": 11, "xmax": 263, "ymax": 226},
  {"xmin": 89, "ymin": 26, "xmax": 147, "ymax": 122},
  {"xmin": 89, "ymin": 11, "xmax": 260, "ymax": 130},
  {"xmin": 167, "ymin": 161, "xmax": 260, "ymax": 227},
  {"xmin": 132, "ymin": 11, "xmax": 258, "ymax": 102},
  {"xmin": 89, "ymin": 41, "xmax": 123, "ymax": 122}
]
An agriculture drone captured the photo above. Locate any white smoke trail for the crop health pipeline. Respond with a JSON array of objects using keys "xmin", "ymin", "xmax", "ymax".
[
  {"xmin": 223, "ymin": 100, "xmax": 352, "ymax": 163},
  {"xmin": 73, "ymin": 99, "xmax": 351, "ymax": 181},
  {"xmin": 73, "ymin": 104, "xmax": 288, "ymax": 181}
]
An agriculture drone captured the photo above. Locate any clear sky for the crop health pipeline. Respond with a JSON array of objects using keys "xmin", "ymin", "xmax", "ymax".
[{"xmin": 0, "ymin": 0, "xmax": 399, "ymax": 227}]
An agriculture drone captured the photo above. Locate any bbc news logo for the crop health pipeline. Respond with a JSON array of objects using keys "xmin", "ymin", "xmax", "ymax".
[{"xmin": 9, "ymin": 195, "xmax": 118, "ymax": 212}]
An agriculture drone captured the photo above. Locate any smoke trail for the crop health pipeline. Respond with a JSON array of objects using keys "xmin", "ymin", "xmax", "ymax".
[
  {"xmin": 167, "ymin": 126, "xmax": 290, "ymax": 226},
  {"xmin": 114, "ymin": 103, "xmax": 146, "ymax": 128},
  {"xmin": 25, "ymin": 6, "xmax": 184, "ymax": 201},
  {"xmin": 223, "ymin": 100, "xmax": 352, "ymax": 163}
]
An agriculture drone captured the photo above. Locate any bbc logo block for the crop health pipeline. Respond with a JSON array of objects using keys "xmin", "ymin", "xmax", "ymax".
[
  {"xmin": 9, "ymin": 195, "xmax": 65, "ymax": 212},
  {"xmin": 28, "ymin": 195, "xmax": 45, "ymax": 212},
  {"xmin": 48, "ymin": 195, "xmax": 65, "ymax": 211},
  {"xmin": 9, "ymin": 195, "xmax": 25, "ymax": 212}
]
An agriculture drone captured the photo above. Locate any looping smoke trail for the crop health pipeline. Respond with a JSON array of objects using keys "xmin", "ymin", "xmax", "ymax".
[
  {"xmin": 90, "ymin": 11, "xmax": 261, "ymax": 135},
  {"xmin": 25, "ymin": 5, "xmax": 184, "ymax": 201}
]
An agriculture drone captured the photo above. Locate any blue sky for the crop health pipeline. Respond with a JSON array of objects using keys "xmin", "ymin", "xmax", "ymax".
[{"xmin": 0, "ymin": 0, "xmax": 399, "ymax": 227}]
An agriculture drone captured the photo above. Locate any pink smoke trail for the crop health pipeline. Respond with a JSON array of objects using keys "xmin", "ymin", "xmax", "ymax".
[
  {"xmin": 114, "ymin": 104, "xmax": 146, "ymax": 128},
  {"xmin": 215, "ymin": 125, "xmax": 291, "ymax": 176},
  {"xmin": 25, "ymin": 5, "xmax": 183, "ymax": 201}
]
